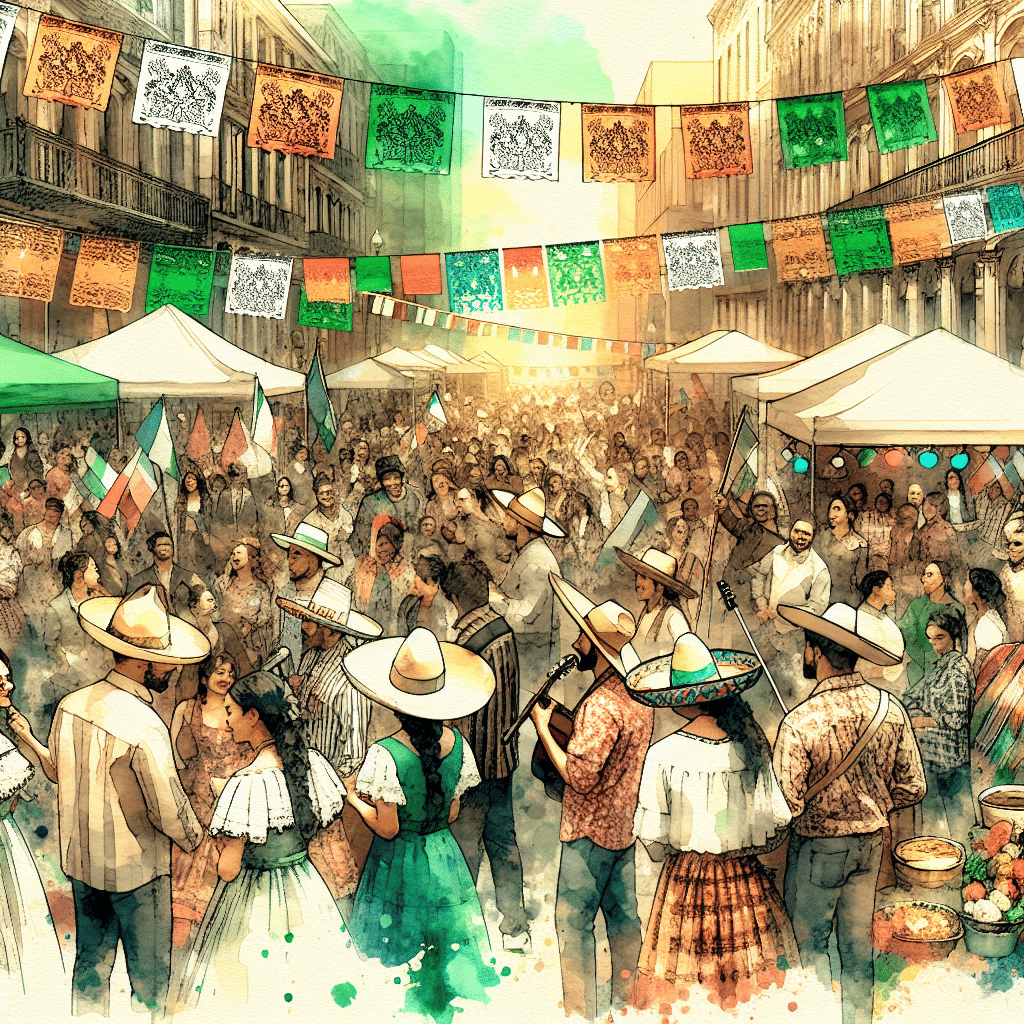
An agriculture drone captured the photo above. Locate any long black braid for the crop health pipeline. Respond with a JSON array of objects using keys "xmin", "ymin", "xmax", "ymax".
[
  {"xmin": 231, "ymin": 670, "xmax": 318, "ymax": 844},
  {"xmin": 395, "ymin": 712, "xmax": 446, "ymax": 821},
  {"xmin": 697, "ymin": 695, "xmax": 772, "ymax": 795}
]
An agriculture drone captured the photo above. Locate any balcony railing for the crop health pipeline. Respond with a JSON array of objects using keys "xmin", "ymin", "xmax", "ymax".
[
  {"xmin": 308, "ymin": 230, "xmax": 359, "ymax": 256},
  {"xmin": 829, "ymin": 125, "xmax": 1024, "ymax": 213},
  {"xmin": 212, "ymin": 181, "xmax": 306, "ymax": 240},
  {"xmin": 0, "ymin": 119, "xmax": 209, "ymax": 241}
]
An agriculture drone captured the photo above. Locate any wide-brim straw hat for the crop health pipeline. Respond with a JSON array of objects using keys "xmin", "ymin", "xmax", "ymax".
[
  {"xmin": 79, "ymin": 586, "xmax": 211, "ymax": 665},
  {"xmin": 548, "ymin": 573, "xmax": 637, "ymax": 677},
  {"xmin": 343, "ymin": 627, "xmax": 495, "ymax": 719},
  {"xmin": 275, "ymin": 577, "xmax": 382, "ymax": 640},
  {"xmin": 625, "ymin": 632, "xmax": 762, "ymax": 709},
  {"xmin": 269, "ymin": 522, "xmax": 342, "ymax": 566},
  {"xmin": 615, "ymin": 547, "xmax": 698, "ymax": 600},
  {"xmin": 491, "ymin": 487, "xmax": 566, "ymax": 538},
  {"xmin": 777, "ymin": 602, "xmax": 903, "ymax": 667}
]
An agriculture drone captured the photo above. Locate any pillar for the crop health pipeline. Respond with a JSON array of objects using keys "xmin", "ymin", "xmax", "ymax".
[
  {"xmin": 937, "ymin": 256, "xmax": 957, "ymax": 332},
  {"xmin": 975, "ymin": 248, "xmax": 1003, "ymax": 355},
  {"xmin": 880, "ymin": 268, "xmax": 894, "ymax": 325}
]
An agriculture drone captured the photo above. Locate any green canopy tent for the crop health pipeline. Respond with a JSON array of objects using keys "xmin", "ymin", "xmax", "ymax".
[{"xmin": 0, "ymin": 335, "xmax": 119, "ymax": 412}]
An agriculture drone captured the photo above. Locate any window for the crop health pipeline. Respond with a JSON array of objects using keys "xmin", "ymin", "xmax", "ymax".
[
  {"xmin": 115, "ymin": 0, "xmax": 170, "ymax": 32},
  {"xmin": 276, "ymin": 152, "xmax": 286, "ymax": 209}
]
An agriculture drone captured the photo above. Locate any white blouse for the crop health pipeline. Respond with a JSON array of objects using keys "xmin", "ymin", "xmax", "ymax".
[
  {"xmin": 633, "ymin": 729, "xmax": 791, "ymax": 856},
  {"xmin": 209, "ymin": 749, "xmax": 346, "ymax": 844},
  {"xmin": 969, "ymin": 608, "xmax": 1009, "ymax": 665},
  {"xmin": 355, "ymin": 739, "xmax": 481, "ymax": 806},
  {"xmin": 0, "ymin": 733, "xmax": 33, "ymax": 801}
]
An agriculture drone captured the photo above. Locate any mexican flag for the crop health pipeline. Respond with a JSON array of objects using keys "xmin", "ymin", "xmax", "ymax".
[{"xmin": 136, "ymin": 400, "xmax": 180, "ymax": 481}]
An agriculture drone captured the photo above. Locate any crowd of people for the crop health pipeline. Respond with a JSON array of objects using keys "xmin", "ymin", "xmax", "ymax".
[{"xmin": 0, "ymin": 379, "xmax": 1023, "ymax": 1022}]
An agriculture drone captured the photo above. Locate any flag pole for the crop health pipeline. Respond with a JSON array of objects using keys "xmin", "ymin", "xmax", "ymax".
[{"xmin": 694, "ymin": 406, "xmax": 753, "ymax": 637}]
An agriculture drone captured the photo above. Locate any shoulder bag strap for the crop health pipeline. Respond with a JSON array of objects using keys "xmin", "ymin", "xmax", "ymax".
[{"xmin": 803, "ymin": 690, "xmax": 890, "ymax": 805}]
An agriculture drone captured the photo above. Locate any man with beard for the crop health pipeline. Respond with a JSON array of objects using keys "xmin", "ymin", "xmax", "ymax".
[
  {"xmin": 350, "ymin": 455, "xmax": 423, "ymax": 558},
  {"xmin": 713, "ymin": 490, "xmax": 784, "ymax": 616},
  {"xmin": 302, "ymin": 474, "xmax": 355, "ymax": 577},
  {"xmin": 127, "ymin": 531, "xmax": 203, "ymax": 618},
  {"xmin": 41, "ymin": 585, "xmax": 207, "ymax": 1015}
]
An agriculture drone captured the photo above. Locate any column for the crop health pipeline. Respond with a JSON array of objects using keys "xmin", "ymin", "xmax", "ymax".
[
  {"xmin": 975, "ymin": 248, "xmax": 1003, "ymax": 356},
  {"xmin": 904, "ymin": 263, "xmax": 922, "ymax": 336},
  {"xmin": 937, "ymin": 256, "xmax": 957, "ymax": 332},
  {"xmin": 880, "ymin": 268, "xmax": 894, "ymax": 325}
]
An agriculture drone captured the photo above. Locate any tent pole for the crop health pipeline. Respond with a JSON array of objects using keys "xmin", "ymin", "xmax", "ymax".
[{"xmin": 810, "ymin": 442, "xmax": 816, "ymax": 524}]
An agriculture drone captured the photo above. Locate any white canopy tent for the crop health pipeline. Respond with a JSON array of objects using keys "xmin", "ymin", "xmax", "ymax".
[
  {"xmin": 423, "ymin": 344, "xmax": 485, "ymax": 375},
  {"xmin": 324, "ymin": 358, "xmax": 413, "ymax": 390},
  {"xmin": 376, "ymin": 346, "xmax": 447, "ymax": 374},
  {"xmin": 55, "ymin": 304, "xmax": 306, "ymax": 397},
  {"xmin": 770, "ymin": 329, "xmax": 1024, "ymax": 445}
]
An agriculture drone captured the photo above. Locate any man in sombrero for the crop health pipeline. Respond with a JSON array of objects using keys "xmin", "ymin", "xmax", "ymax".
[
  {"xmin": 615, "ymin": 546, "xmax": 696, "ymax": 663},
  {"xmin": 271, "ymin": 522, "xmax": 344, "ymax": 670},
  {"xmin": 488, "ymin": 486, "xmax": 564, "ymax": 686},
  {"xmin": 45, "ymin": 585, "xmax": 210, "ymax": 1016},
  {"xmin": 277, "ymin": 576, "xmax": 383, "ymax": 905},
  {"xmin": 531, "ymin": 573, "xmax": 653, "ymax": 1022},
  {"xmin": 772, "ymin": 602, "xmax": 925, "ymax": 1024}
]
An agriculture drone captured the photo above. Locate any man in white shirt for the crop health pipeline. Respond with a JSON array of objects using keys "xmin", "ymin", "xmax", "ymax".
[{"xmin": 999, "ymin": 514, "xmax": 1024, "ymax": 642}]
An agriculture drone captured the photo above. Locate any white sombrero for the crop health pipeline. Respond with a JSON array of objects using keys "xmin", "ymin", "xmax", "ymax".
[
  {"xmin": 490, "ymin": 487, "xmax": 566, "ymax": 538},
  {"xmin": 343, "ymin": 627, "xmax": 495, "ymax": 720},
  {"xmin": 276, "ymin": 577, "xmax": 382, "ymax": 640},
  {"xmin": 269, "ymin": 522, "xmax": 342, "ymax": 566},
  {"xmin": 548, "ymin": 573, "xmax": 637, "ymax": 677},
  {"xmin": 777, "ymin": 602, "xmax": 904, "ymax": 667},
  {"xmin": 615, "ymin": 547, "xmax": 698, "ymax": 601},
  {"xmin": 79, "ymin": 585, "xmax": 211, "ymax": 665}
]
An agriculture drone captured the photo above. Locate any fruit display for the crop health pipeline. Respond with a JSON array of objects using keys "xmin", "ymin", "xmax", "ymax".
[{"xmin": 962, "ymin": 820, "xmax": 1024, "ymax": 927}]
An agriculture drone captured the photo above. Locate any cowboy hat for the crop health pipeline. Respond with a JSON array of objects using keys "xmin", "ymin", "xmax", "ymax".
[
  {"xmin": 276, "ymin": 577, "xmax": 382, "ymax": 640},
  {"xmin": 343, "ymin": 627, "xmax": 495, "ymax": 720},
  {"xmin": 269, "ymin": 522, "xmax": 342, "ymax": 566},
  {"xmin": 615, "ymin": 547, "xmax": 697, "ymax": 601},
  {"xmin": 79, "ymin": 585, "xmax": 211, "ymax": 665},
  {"xmin": 777, "ymin": 602, "xmax": 903, "ymax": 667},
  {"xmin": 491, "ymin": 487, "xmax": 566, "ymax": 538},
  {"xmin": 625, "ymin": 632, "xmax": 762, "ymax": 709},
  {"xmin": 548, "ymin": 573, "xmax": 638, "ymax": 677}
]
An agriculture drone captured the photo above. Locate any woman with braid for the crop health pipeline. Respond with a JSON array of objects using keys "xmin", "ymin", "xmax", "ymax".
[
  {"xmin": 175, "ymin": 670, "xmax": 361, "ymax": 1011},
  {"xmin": 344, "ymin": 628, "xmax": 500, "ymax": 1023}
]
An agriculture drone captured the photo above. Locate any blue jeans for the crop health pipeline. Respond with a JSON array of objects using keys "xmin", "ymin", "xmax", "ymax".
[
  {"xmin": 785, "ymin": 831, "xmax": 883, "ymax": 1024},
  {"xmin": 449, "ymin": 776, "xmax": 528, "ymax": 935},
  {"xmin": 555, "ymin": 836, "xmax": 642, "ymax": 1021},
  {"xmin": 920, "ymin": 761, "xmax": 976, "ymax": 840},
  {"xmin": 71, "ymin": 875, "xmax": 171, "ymax": 1017}
]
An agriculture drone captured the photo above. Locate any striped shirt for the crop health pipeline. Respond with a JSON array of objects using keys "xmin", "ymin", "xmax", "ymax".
[
  {"xmin": 49, "ymin": 670, "xmax": 202, "ymax": 892},
  {"xmin": 448, "ymin": 606, "xmax": 520, "ymax": 780},
  {"xmin": 296, "ymin": 638, "xmax": 371, "ymax": 776}
]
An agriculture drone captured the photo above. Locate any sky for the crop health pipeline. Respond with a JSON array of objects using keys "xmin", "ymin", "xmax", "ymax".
[{"xmin": 333, "ymin": 0, "xmax": 716, "ymax": 342}]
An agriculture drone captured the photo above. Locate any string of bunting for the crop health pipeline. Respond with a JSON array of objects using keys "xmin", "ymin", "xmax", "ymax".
[{"xmin": 1, "ymin": 4, "xmax": 1024, "ymax": 183}]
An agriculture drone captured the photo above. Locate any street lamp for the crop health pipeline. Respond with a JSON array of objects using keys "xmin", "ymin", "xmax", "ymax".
[{"xmin": 371, "ymin": 229, "xmax": 384, "ymax": 256}]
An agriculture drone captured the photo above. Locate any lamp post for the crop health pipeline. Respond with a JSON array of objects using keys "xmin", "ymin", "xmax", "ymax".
[{"xmin": 370, "ymin": 230, "xmax": 384, "ymax": 356}]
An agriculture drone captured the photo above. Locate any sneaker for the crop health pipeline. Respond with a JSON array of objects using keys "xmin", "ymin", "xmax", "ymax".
[{"xmin": 502, "ymin": 931, "xmax": 532, "ymax": 954}]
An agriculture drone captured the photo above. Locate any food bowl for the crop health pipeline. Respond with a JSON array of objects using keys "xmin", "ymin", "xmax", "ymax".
[
  {"xmin": 961, "ymin": 916, "xmax": 1023, "ymax": 959},
  {"xmin": 978, "ymin": 785, "xmax": 1024, "ymax": 829},
  {"xmin": 893, "ymin": 836, "xmax": 966, "ymax": 889},
  {"xmin": 872, "ymin": 901, "xmax": 963, "ymax": 961}
]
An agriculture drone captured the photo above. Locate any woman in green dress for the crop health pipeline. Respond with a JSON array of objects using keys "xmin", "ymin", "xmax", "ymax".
[
  {"xmin": 344, "ymin": 627, "xmax": 501, "ymax": 1024},
  {"xmin": 898, "ymin": 560, "xmax": 966, "ymax": 687}
]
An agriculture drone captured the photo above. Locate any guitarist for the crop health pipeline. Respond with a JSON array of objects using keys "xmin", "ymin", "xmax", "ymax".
[{"xmin": 531, "ymin": 573, "xmax": 652, "ymax": 1022}]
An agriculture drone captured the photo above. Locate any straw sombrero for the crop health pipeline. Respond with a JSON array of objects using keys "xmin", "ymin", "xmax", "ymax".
[
  {"xmin": 615, "ymin": 547, "xmax": 698, "ymax": 601},
  {"xmin": 276, "ymin": 577, "xmax": 382, "ymax": 640},
  {"xmin": 777, "ymin": 603, "xmax": 903, "ymax": 667},
  {"xmin": 343, "ymin": 627, "xmax": 495, "ymax": 719},
  {"xmin": 79, "ymin": 585, "xmax": 211, "ymax": 665},
  {"xmin": 491, "ymin": 487, "xmax": 566, "ymax": 538},
  {"xmin": 269, "ymin": 522, "xmax": 342, "ymax": 566},
  {"xmin": 548, "ymin": 573, "xmax": 637, "ymax": 676},
  {"xmin": 625, "ymin": 633, "xmax": 762, "ymax": 709}
]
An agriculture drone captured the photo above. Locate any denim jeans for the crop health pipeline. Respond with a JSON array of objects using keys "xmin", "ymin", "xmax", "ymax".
[
  {"xmin": 71, "ymin": 875, "xmax": 171, "ymax": 1017},
  {"xmin": 785, "ymin": 831, "xmax": 883, "ymax": 1024},
  {"xmin": 919, "ymin": 760, "xmax": 976, "ymax": 840},
  {"xmin": 555, "ymin": 836, "xmax": 642, "ymax": 1021},
  {"xmin": 449, "ymin": 776, "xmax": 529, "ymax": 935}
]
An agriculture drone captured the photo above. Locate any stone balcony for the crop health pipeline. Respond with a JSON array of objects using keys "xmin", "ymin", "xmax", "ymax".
[
  {"xmin": 212, "ymin": 180, "xmax": 308, "ymax": 251},
  {"xmin": 0, "ymin": 119, "xmax": 209, "ymax": 244}
]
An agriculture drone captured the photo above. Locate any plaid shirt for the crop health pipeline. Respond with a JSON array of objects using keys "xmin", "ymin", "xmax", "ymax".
[
  {"xmin": 903, "ymin": 649, "xmax": 973, "ymax": 770},
  {"xmin": 774, "ymin": 673, "xmax": 925, "ymax": 838}
]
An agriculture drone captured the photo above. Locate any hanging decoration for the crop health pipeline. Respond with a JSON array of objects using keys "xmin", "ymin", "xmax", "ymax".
[
  {"xmin": 353, "ymin": 256, "xmax": 392, "ymax": 294},
  {"xmin": 942, "ymin": 64, "xmax": 1012, "ymax": 134},
  {"xmin": 503, "ymin": 246, "xmax": 550, "ymax": 309},
  {"xmin": 943, "ymin": 191, "xmax": 987, "ymax": 245},
  {"xmin": 366, "ymin": 84, "xmax": 455, "ymax": 174},
  {"xmin": 399, "ymin": 254, "xmax": 443, "ymax": 295},
  {"xmin": 303, "ymin": 257, "xmax": 351, "ymax": 304},
  {"xmin": 986, "ymin": 184, "xmax": 1024, "ymax": 234},
  {"xmin": 866, "ymin": 79, "xmax": 937, "ymax": 154},
  {"xmin": 680, "ymin": 103, "xmax": 753, "ymax": 178},
  {"xmin": 0, "ymin": 4, "xmax": 18, "ymax": 76},
  {"xmin": 133, "ymin": 40, "xmax": 231, "ymax": 136},
  {"xmin": 297, "ymin": 288, "xmax": 352, "ymax": 331},
  {"xmin": 771, "ymin": 215, "xmax": 829, "ymax": 281},
  {"xmin": 601, "ymin": 236, "xmax": 661, "ymax": 298},
  {"xmin": 445, "ymin": 249, "xmax": 503, "ymax": 313},
  {"xmin": 662, "ymin": 231, "xmax": 725, "ymax": 290},
  {"xmin": 581, "ymin": 104, "xmax": 655, "ymax": 183},
  {"xmin": 225, "ymin": 255, "xmax": 293, "ymax": 319},
  {"xmin": 24, "ymin": 15, "xmax": 122, "ymax": 111},
  {"xmin": 884, "ymin": 199, "xmax": 950, "ymax": 264},
  {"xmin": 828, "ymin": 206, "xmax": 893, "ymax": 275},
  {"xmin": 482, "ymin": 98, "xmax": 560, "ymax": 181},
  {"xmin": 727, "ymin": 223, "xmax": 769, "ymax": 271},
  {"xmin": 546, "ymin": 242, "xmax": 606, "ymax": 305},
  {"xmin": 0, "ymin": 221, "xmax": 65, "ymax": 302},
  {"xmin": 248, "ymin": 64, "xmax": 344, "ymax": 158},
  {"xmin": 776, "ymin": 92, "xmax": 848, "ymax": 169},
  {"xmin": 146, "ymin": 244, "xmax": 215, "ymax": 315},
  {"xmin": 68, "ymin": 235, "xmax": 140, "ymax": 313}
]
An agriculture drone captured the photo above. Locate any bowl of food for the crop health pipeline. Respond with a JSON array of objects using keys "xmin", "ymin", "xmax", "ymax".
[
  {"xmin": 961, "ymin": 915, "xmax": 1023, "ymax": 959},
  {"xmin": 893, "ymin": 836, "xmax": 966, "ymax": 889},
  {"xmin": 978, "ymin": 786, "xmax": 1024, "ymax": 830},
  {"xmin": 960, "ymin": 819, "xmax": 1024, "ymax": 956},
  {"xmin": 872, "ymin": 901, "xmax": 963, "ymax": 961}
]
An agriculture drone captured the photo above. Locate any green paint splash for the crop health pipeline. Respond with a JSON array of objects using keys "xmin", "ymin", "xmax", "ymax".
[{"xmin": 332, "ymin": 982, "xmax": 358, "ymax": 1007}]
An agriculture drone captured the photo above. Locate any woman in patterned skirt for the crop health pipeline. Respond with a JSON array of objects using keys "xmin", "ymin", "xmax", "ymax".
[{"xmin": 626, "ymin": 634, "xmax": 797, "ymax": 1010}]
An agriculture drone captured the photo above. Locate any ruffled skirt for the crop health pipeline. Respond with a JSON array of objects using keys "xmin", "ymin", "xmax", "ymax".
[{"xmin": 633, "ymin": 849, "xmax": 798, "ymax": 1010}]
